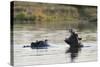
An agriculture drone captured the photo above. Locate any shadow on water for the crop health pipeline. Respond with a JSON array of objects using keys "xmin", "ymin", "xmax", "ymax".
[{"xmin": 65, "ymin": 47, "xmax": 82, "ymax": 62}]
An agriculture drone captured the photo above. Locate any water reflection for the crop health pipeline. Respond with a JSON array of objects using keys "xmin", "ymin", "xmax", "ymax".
[{"xmin": 65, "ymin": 47, "xmax": 82, "ymax": 62}]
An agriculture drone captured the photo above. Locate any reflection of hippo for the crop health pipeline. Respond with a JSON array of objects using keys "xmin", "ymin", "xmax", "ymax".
[
  {"xmin": 23, "ymin": 39, "xmax": 49, "ymax": 49},
  {"xmin": 65, "ymin": 47, "xmax": 81, "ymax": 62},
  {"xmin": 64, "ymin": 29, "xmax": 83, "ymax": 48}
]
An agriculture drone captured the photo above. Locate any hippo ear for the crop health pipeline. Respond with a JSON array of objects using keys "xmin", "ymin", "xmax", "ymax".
[
  {"xmin": 45, "ymin": 39, "xmax": 48, "ymax": 41},
  {"xmin": 78, "ymin": 38, "xmax": 82, "ymax": 40}
]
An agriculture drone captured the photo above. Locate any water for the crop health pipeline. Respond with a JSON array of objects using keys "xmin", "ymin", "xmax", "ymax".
[{"xmin": 13, "ymin": 26, "xmax": 97, "ymax": 66}]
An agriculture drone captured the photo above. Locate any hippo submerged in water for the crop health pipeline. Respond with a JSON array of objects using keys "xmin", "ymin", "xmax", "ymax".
[{"xmin": 23, "ymin": 39, "xmax": 50, "ymax": 49}]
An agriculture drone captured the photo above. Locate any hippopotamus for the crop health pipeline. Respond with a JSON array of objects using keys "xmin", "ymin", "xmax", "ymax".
[
  {"xmin": 64, "ymin": 29, "xmax": 83, "ymax": 48},
  {"xmin": 31, "ymin": 39, "xmax": 49, "ymax": 49},
  {"xmin": 23, "ymin": 39, "xmax": 49, "ymax": 49}
]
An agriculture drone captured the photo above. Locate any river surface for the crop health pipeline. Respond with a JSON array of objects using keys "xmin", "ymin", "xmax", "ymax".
[{"xmin": 13, "ymin": 29, "xmax": 97, "ymax": 66}]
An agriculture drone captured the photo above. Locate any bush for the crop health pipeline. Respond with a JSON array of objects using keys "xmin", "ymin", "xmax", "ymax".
[{"xmin": 15, "ymin": 12, "xmax": 26, "ymax": 20}]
